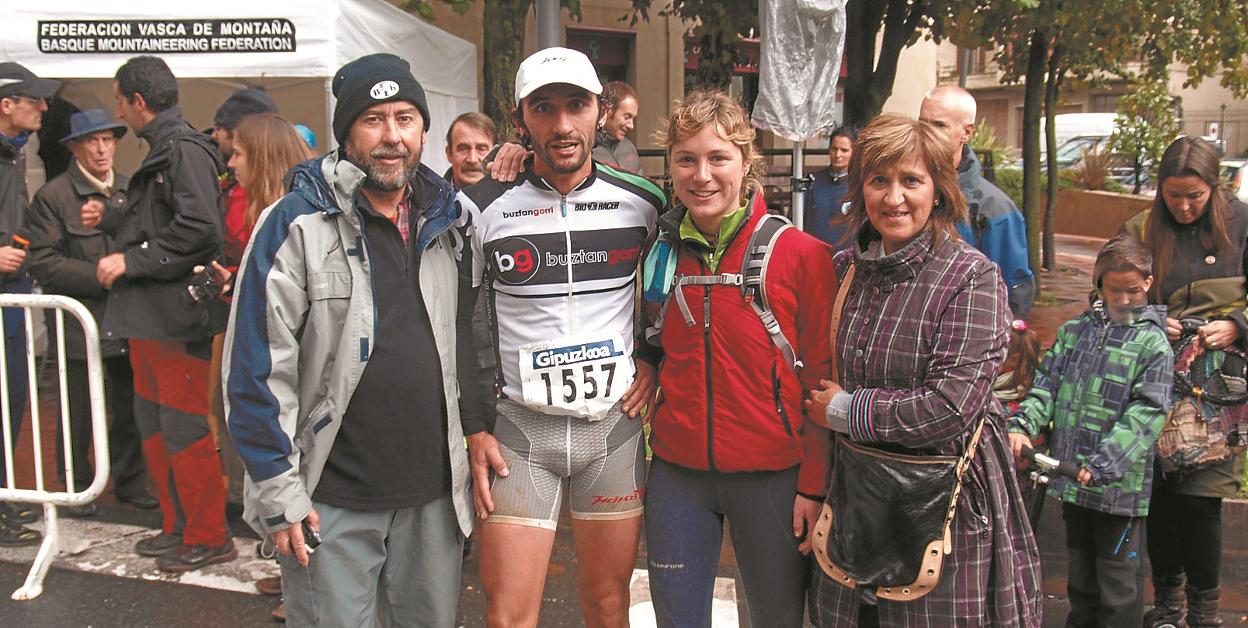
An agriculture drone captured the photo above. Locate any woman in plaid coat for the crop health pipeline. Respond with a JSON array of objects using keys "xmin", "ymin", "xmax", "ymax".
[{"xmin": 807, "ymin": 114, "xmax": 1042, "ymax": 626}]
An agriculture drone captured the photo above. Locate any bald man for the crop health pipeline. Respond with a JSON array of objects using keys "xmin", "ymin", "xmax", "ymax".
[{"xmin": 920, "ymin": 85, "xmax": 1035, "ymax": 319}]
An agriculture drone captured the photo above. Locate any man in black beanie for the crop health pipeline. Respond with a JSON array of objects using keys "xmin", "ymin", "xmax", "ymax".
[{"xmin": 223, "ymin": 53, "xmax": 472, "ymax": 627}]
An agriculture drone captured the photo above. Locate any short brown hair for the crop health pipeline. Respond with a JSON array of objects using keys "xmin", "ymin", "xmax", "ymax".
[
  {"xmin": 1094, "ymin": 233, "xmax": 1153, "ymax": 288},
  {"xmin": 841, "ymin": 114, "xmax": 967, "ymax": 247},
  {"xmin": 445, "ymin": 111, "xmax": 496, "ymax": 146},
  {"xmin": 601, "ymin": 81, "xmax": 638, "ymax": 112},
  {"xmin": 654, "ymin": 89, "xmax": 763, "ymax": 204}
]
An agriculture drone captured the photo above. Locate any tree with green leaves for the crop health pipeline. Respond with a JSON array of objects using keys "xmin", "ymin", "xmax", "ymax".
[
  {"xmin": 1109, "ymin": 76, "xmax": 1179, "ymax": 194},
  {"xmin": 628, "ymin": 0, "xmax": 757, "ymax": 90}
]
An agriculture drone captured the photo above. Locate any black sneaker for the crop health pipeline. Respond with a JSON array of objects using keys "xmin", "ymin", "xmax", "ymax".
[
  {"xmin": 3, "ymin": 503, "xmax": 39, "ymax": 525},
  {"xmin": 0, "ymin": 516, "xmax": 41, "ymax": 547},
  {"xmin": 117, "ymin": 491, "xmax": 159, "ymax": 510},
  {"xmin": 135, "ymin": 531, "xmax": 183, "ymax": 556},
  {"xmin": 156, "ymin": 541, "xmax": 238, "ymax": 573},
  {"xmin": 61, "ymin": 503, "xmax": 99, "ymax": 518}
]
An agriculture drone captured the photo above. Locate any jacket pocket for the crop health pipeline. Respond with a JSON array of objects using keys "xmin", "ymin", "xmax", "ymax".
[
  {"xmin": 772, "ymin": 363, "xmax": 794, "ymax": 437},
  {"xmin": 307, "ymin": 271, "xmax": 351, "ymax": 300},
  {"xmin": 65, "ymin": 223, "xmax": 107, "ymax": 259},
  {"xmin": 295, "ymin": 398, "xmax": 335, "ymax": 455}
]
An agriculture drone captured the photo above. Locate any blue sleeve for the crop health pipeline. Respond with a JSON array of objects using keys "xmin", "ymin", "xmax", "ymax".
[{"xmin": 980, "ymin": 209, "xmax": 1035, "ymax": 319}]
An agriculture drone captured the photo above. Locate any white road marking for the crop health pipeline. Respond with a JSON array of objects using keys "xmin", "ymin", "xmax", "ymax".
[{"xmin": 628, "ymin": 568, "xmax": 738, "ymax": 627}]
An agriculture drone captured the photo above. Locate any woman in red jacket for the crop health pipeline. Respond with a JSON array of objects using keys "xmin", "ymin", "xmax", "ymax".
[{"xmin": 639, "ymin": 89, "xmax": 835, "ymax": 628}]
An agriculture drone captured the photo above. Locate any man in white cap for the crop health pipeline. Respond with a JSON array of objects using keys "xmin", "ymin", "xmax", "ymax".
[{"xmin": 456, "ymin": 47, "xmax": 665, "ymax": 627}]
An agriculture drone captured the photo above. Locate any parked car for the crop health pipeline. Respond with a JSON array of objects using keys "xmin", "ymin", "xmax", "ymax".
[
  {"xmin": 1221, "ymin": 159, "xmax": 1248, "ymax": 203},
  {"xmin": 1055, "ymin": 135, "xmax": 1147, "ymax": 188}
]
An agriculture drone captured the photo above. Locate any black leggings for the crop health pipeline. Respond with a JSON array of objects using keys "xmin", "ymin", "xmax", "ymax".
[{"xmin": 1145, "ymin": 464, "xmax": 1223, "ymax": 590}]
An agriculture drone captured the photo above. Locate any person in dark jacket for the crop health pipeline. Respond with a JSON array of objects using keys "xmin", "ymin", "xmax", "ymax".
[
  {"xmin": 804, "ymin": 125, "xmax": 856, "ymax": 248},
  {"xmin": 920, "ymin": 85, "xmax": 1036, "ymax": 320},
  {"xmin": 591, "ymin": 81, "xmax": 642, "ymax": 174},
  {"xmin": 27, "ymin": 109, "xmax": 157, "ymax": 519},
  {"xmin": 97, "ymin": 56, "xmax": 233, "ymax": 572},
  {"xmin": 0, "ymin": 61, "xmax": 60, "ymax": 546}
]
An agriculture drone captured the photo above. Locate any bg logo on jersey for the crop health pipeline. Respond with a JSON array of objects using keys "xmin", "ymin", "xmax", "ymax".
[{"xmin": 491, "ymin": 236, "xmax": 541, "ymax": 285}]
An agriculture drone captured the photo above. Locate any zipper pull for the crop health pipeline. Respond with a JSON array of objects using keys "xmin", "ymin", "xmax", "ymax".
[{"xmin": 560, "ymin": 196, "xmax": 567, "ymax": 217}]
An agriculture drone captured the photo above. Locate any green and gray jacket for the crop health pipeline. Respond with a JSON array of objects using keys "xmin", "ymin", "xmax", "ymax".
[
  {"xmin": 222, "ymin": 151, "xmax": 473, "ymax": 538},
  {"xmin": 1009, "ymin": 302, "xmax": 1173, "ymax": 517}
]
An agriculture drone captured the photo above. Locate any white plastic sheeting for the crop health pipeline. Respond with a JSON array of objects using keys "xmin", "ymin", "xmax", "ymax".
[
  {"xmin": 0, "ymin": 0, "xmax": 477, "ymax": 170},
  {"xmin": 752, "ymin": 0, "xmax": 847, "ymax": 141}
]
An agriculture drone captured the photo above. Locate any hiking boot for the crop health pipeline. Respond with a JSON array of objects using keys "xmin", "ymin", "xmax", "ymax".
[
  {"xmin": 2, "ymin": 503, "xmax": 39, "ymax": 525},
  {"xmin": 1186, "ymin": 586, "xmax": 1224, "ymax": 627},
  {"xmin": 0, "ymin": 516, "xmax": 41, "ymax": 547},
  {"xmin": 61, "ymin": 502, "xmax": 99, "ymax": 518},
  {"xmin": 1145, "ymin": 574, "xmax": 1188, "ymax": 628},
  {"xmin": 116, "ymin": 491, "xmax": 159, "ymax": 510},
  {"xmin": 135, "ymin": 531, "xmax": 183, "ymax": 556},
  {"xmin": 156, "ymin": 541, "xmax": 238, "ymax": 573}
]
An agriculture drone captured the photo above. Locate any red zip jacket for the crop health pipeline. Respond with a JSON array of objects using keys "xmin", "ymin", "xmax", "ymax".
[{"xmin": 644, "ymin": 196, "xmax": 835, "ymax": 496}]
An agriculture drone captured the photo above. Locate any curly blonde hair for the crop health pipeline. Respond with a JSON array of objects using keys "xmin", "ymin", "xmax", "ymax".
[{"xmin": 654, "ymin": 89, "xmax": 764, "ymax": 205}]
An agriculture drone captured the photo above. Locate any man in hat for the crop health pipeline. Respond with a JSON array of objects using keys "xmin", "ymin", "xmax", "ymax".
[
  {"xmin": 223, "ymin": 53, "xmax": 473, "ymax": 626},
  {"xmin": 27, "ymin": 109, "xmax": 157, "ymax": 519},
  {"xmin": 456, "ymin": 47, "xmax": 663, "ymax": 627},
  {"xmin": 0, "ymin": 61, "xmax": 60, "ymax": 545},
  {"xmin": 99, "ymin": 56, "xmax": 233, "ymax": 572}
]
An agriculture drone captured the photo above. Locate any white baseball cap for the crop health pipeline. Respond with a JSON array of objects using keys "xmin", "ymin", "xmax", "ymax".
[{"xmin": 514, "ymin": 47, "xmax": 603, "ymax": 103}]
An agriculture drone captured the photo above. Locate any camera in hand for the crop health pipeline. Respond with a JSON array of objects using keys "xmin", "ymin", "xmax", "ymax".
[{"xmin": 187, "ymin": 267, "xmax": 223, "ymax": 302}]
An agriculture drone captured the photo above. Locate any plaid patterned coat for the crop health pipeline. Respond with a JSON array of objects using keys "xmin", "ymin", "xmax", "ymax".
[{"xmin": 811, "ymin": 232, "xmax": 1043, "ymax": 627}]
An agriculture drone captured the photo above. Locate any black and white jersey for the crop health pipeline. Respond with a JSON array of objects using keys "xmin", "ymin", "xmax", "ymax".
[{"xmin": 457, "ymin": 164, "xmax": 664, "ymax": 418}]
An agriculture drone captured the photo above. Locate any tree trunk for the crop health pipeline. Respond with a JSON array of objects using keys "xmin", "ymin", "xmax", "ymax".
[
  {"xmin": 1042, "ymin": 45, "xmax": 1063, "ymax": 271},
  {"xmin": 483, "ymin": 0, "xmax": 533, "ymax": 141},
  {"xmin": 1021, "ymin": 30, "xmax": 1047, "ymax": 277},
  {"xmin": 694, "ymin": 29, "xmax": 736, "ymax": 89}
]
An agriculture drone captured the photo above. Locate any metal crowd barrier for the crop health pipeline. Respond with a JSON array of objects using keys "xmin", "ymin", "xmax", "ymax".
[{"xmin": 0, "ymin": 294, "xmax": 108, "ymax": 600}]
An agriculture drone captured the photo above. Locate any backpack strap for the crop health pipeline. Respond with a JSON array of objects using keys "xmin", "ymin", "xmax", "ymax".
[{"xmin": 741, "ymin": 214, "xmax": 801, "ymax": 374}]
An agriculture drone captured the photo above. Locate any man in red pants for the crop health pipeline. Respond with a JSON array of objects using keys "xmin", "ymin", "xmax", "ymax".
[{"xmin": 96, "ymin": 56, "xmax": 233, "ymax": 572}]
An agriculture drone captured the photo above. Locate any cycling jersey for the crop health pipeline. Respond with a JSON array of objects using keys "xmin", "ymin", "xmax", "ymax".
[{"xmin": 457, "ymin": 163, "xmax": 663, "ymax": 420}]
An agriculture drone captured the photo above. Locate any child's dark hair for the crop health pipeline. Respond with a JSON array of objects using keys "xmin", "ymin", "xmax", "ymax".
[
  {"xmin": 1093, "ymin": 233, "xmax": 1153, "ymax": 289},
  {"xmin": 1002, "ymin": 319, "xmax": 1042, "ymax": 394}
]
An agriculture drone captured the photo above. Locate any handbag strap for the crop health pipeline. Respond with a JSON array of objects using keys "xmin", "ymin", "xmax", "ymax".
[
  {"xmin": 829, "ymin": 263, "xmax": 856, "ymax": 384},
  {"xmin": 940, "ymin": 414, "xmax": 987, "ymax": 554}
]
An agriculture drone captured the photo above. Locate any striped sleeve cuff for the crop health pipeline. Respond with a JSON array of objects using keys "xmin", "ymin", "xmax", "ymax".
[{"xmin": 847, "ymin": 388, "xmax": 879, "ymax": 442}]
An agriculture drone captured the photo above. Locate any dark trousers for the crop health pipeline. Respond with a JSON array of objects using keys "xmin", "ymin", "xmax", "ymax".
[
  {"xmin": 0, "ymin": 278, "xmax": 31, "ymax": 495},
  {"xmin": 1063, "ymin": 503, "xmax": 1144, "ymax": 628},
  {"xmin": 645, "ymin": 457, "xmax": 809, "ymax": 628},
  {"xmin": 55, "ymin": 356, "xmax": 147, "ymax": 497},
  {"xmin": 130, "ymin": 338, "xmax": 226, "ymax": 546},
  {"xmin": 1146, "ymin": 464, "xmax": 1223, "ymax": 590}
]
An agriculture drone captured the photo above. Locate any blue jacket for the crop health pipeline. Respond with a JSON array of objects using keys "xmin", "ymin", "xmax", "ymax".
[
  {"xmin": 955, "ymin": 146, "xmax": 1035, "ymax": 319},
  {"xmin": 804, "ymin": 168, "xmax": 851, "ymax": 249}
]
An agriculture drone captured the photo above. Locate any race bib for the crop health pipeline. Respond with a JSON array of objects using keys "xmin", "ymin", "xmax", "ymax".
[{"xmin": 518, "ymin": 331, "xmax": 634, "ymax": 419}]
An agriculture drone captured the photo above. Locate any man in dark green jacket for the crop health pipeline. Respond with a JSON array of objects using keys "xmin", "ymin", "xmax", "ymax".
[{"xmin": 98, "ymin": 56, "xmax": 232, "ymax": 573}]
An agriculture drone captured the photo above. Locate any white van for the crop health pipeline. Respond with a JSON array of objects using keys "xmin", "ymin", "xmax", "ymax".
[{"xmin": 1041, "ymin": 113, "xmax": 1121, "ymax": 150}]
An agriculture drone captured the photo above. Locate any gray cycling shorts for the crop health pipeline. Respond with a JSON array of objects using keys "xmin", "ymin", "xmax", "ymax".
[{"xmin": 487, "ymin": 398, "xmax": 645, "ymax": 529}]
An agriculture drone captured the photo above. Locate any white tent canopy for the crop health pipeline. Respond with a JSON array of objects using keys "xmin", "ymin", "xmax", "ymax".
[{"xmin": 0, "ymin": 0, "xmax": 478, "ymax": 174}]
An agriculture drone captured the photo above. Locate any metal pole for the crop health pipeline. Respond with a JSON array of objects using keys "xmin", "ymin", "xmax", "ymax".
[
  {"xmin": 959, "ymin": 49, "xmax": 970, "ymax": 88},
  {"xmin": 535, "ymin": 0, "xmax": 560, "ymax": 50},
  {"xmin": 792, "ymin": 143, "xmax": 805, "ymax": 229}
]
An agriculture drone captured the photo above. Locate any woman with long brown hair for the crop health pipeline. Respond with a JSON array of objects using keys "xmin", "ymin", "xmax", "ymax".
[
  {"xmin": 1123, "ymin": 136, "xmax": 1246, "ymax": 627},
  {"xmin": 225, "ymin": 113, "xmax": 313, "ymax": 265}
]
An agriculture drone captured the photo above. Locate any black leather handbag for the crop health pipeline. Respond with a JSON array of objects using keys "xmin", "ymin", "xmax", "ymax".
[{"xmin": 812, "ymin": 261, "xmax": 984, "ymax": 602}]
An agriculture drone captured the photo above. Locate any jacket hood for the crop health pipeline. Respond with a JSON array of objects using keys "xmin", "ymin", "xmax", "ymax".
[
  {"xmin": 957, "ymin": 144, "xmax": 981, "ymax": 179},
  {"xmin": 1091, "ymin": 300, "xmax": 1168, "ymax": 330}
]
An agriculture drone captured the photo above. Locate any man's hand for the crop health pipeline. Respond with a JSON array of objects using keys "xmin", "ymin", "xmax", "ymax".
[
  {"xmin": 485, "ymin": 142, "xmax": 531, "ymax": 183},
  {"xmin": 192, "ymin": 261, "xmax": 234, "ymax": 296},
  {"xmin": 0, "ymin": 246, "xmax": 26, "ymax": 274},
  {"xmin": 1198, "ymin": 320, "xmax": 1240, "ymax": 350},
  {"xmin": 1077, "ymin": 468, "xmax": 1093, "ymax": 486},
  {"xmin": 81, "ymin": 198, "xmax": 105, "ymax": 229},
  {"xmin": 792, "ymin": 494, "xmax": 821, "ymax": 555},
  {"xmin": 804, "ymin": 379, "xmax": 844, "ymax": 429},
  {"xmin": 467, "ymin": 431, "xmax": 508, "ymax": 519},
  {"xmin": 272, "ymin": 508, "xmax": 320, "ymax": 568},
  {"xmin": 96, "ymin": 253, "xmax": 126, "ymax": 288},
  {"xmin": 1008, "ymin": 432, "xmax": 1032, "ymax": 466},
  {"xmin": 620, "ymin": 361, "xmax": 657, "ymax": 420}
]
